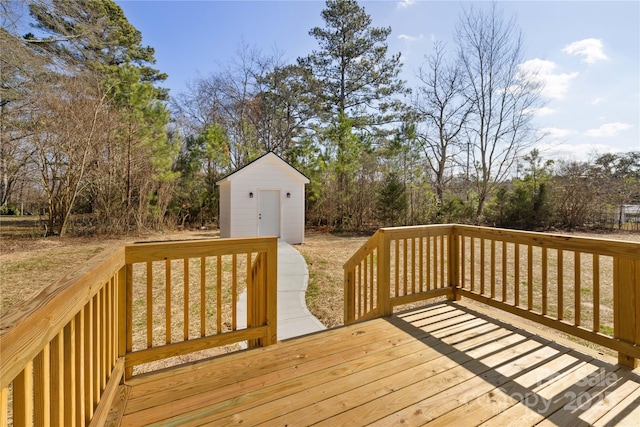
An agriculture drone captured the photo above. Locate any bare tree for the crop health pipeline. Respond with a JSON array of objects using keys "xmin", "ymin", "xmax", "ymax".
[
  {"xmin": 2, "ymin": 0, "xmax": 174, "ymax": 235},
  {"xmin": 29, "ymin": 74, "xmax": 108, "ymax": 235},
  {"xmin": 0, "ymin": 7, "xmax": 48, "ymax": 208},
  {"xmin": 171, "ymin": 76, "xmax": 226, "ymax": 137},
  {"xmin": 414, "ymin": 40, "xmax": 471, "ymax": 204},
  {"xmin": 252, "ymin": 63, "xmax": 317, "ymax": 159},
  {"xmin": 552, "ymin": 161, "xmax": 600, "ymax": 229},
  {"xmin": 456, "ymin": 3, "xmax": 543, "ymax": 219},
  {"xmin": 592, "ymin": 152, "xmax": 640, "ymax": 228},
  {"xmin": 172, "ymin": 43, "xmax": 276, "ymax": 169}
]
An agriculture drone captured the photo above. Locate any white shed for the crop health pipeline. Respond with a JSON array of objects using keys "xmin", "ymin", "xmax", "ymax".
[{"xmin": 216, "ymin": 152, "xmax": 310, "ymax": 244}]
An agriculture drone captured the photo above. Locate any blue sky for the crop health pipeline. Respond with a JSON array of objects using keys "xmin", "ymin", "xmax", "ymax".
[{"xmin": 116, "ymin": 0, "xmax": 640, "ymax": 162}]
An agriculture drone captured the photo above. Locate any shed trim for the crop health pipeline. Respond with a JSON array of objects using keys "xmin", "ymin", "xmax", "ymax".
[{"xmin": 216, "ymin": 152, "xmax": 309, "ymax": 185}]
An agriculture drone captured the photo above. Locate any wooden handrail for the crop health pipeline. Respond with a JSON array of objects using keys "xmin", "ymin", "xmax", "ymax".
[
  {"xmin": 1, "ymin": 246, "xmax": 125, "ymax": 425},
  {"xmin": 0, "ymin": 236, "xmax": 278, "ymax": 426},
  {"xmin": 343, "ymin": 225, "xmax": 455, "ymax": 323},
  {"xmin": 455, "ymin": 225, "xmax": 640, "ymax": 258},
  {"xmin": 344, "ymin": 225, "xmax": 640, "ymax": 368},
  {"xmin": 454, "ymin": 225, "xmax": 640, "ymax": 367},
  {"xmin": 343, "ymin": 229, "xmax": 382, "ymax": 272},
  {"xmin": 0, "ymin": 245, "xmax": 125, "ymax": 390},
  {"xmin": 122, "ymin": 237, "xmax": 278, "ymax": 376}
]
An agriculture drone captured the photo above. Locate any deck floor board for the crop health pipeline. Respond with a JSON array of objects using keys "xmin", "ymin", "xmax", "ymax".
[{"xmin": 117, "ymin": 302, "xmax": 640, "ymax": 427}]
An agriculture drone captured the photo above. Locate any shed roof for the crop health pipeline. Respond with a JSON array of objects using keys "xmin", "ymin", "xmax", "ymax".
[{"xmin": 216, "ymin": 152, "xmax": 309, "ymax": 185}]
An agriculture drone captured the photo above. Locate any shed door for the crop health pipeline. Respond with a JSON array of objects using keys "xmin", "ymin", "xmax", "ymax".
[{"xmin": 259, "ymin": 190, "xmax": 280, "ymax": 237}]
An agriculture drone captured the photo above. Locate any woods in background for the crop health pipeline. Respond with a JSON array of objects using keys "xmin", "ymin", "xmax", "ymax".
[
  {"xmin": 2, "ymin": 0, "xmax": 176, "ymax": 235},
  {"xmin": 1, "ymin": 0, "xmax": 638, "ymax": 236}
]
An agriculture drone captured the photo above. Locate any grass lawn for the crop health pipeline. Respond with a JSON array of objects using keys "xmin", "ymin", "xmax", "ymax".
[{"xmin": 2, "ymin": 217, "xmax": 639, "ymax": 357}]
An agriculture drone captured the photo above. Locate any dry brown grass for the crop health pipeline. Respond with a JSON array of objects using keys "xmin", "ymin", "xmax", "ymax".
[
  {"xmin": 128, "ymin": 253, "xmax": 250, "ymax": 374},
  {"xmin": 297, "ymin": 228, "xmax": 640, "ymax": 357},
  {"xmin": 2, "ymin": 218, "xmax": 638, "ymax": 357},
  {"xmin": 296, "ymin": 231, "xmax": 371, "ymax": 328},
  {"xmin": 0, "ymin": 216, "xmax": 221, "ymax": 311},
  {"xmin": 0, "ymin": 216, "xmax": 229, "ymax": 373}
]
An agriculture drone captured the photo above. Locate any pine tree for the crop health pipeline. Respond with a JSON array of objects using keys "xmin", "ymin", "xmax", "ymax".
[
  {"xmin": 300, "ymin": 0, "xmax": 407, "ymax": 227},
  {"xmin": 377, "ymin": 173, "xmax": 407, "ymax": 226},
  {"xmin": 27, "ymin": 0, "xmax": 166, "ymax": 89},
  {"xmin": 301, "ymin": 0, "xmax": 407, "ymax": 129}
]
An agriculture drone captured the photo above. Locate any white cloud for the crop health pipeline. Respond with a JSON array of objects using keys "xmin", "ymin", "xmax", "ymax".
[
  {"xmin": 590, "ymin": 97, "xmax": 604, "ymax": 105},
  {"xmin": 398, "ymin": 33, "xmax": 423, "ymax": 43},
  {"xmin": 518, "ymin": 59, "xmax": 578, "ymax": 99},
  {"xmin": 398, "ymin": 0, "xmax": 416, "ymax": 9},
  {"xmin": 585, "ymin": 122, "xmax": 632, "ymax": 137},
  {"xmin": 562, "ymin": 38, "xmax": 608, "ymax": 64}
]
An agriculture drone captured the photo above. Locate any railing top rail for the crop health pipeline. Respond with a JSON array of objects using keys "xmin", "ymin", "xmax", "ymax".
[
  {"xmin": 343, "ymin": 224, "xmax": 639, "ymax": 271},
  {"xmin": 125, "ymin": 237, "xmax": 276, "ymax": 263},
  {"xmin": 0, "ymin": 236, "xmax": 280, "ymax": 390},
  {"xmin": 343, "ymin": 225, "xmax": 457, "ymax": 271},
  {"xmin": 0, "ymin": 245, "xmax": 125, "ymax": 389},
  {"xmin": 343, "ymin": 230, "xmax": 381, "ymax": 270},
  {"xmin": 379, "ymin": 224, "xmax": 455, "ymax": 239},
  {"xmin": 453, "ymin": 225, "xmax": 640, "ymax": 259}
]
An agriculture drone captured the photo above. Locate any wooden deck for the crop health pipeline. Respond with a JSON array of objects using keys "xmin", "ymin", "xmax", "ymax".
[{"xmin": 112, "ymin": 302, "xmax": 640, "ymax": 426}]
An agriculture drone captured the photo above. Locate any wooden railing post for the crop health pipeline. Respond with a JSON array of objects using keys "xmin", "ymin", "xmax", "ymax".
[
  {"xmin": 614, "ymin": 257, "xmax": 640, "ymax": 368},
  {"xmin": 116, "ymin": 265, "xmax": 131, "ymax": 380},
  {"xmin": 248, "ymin": 249, "xmax": 277, "ymax": 348},
  {"xmin": 265, "ymin": 239, "xmax": 278, "ymax": 345},
  {"xmin": 344, "ymin": 269, "xmax": 356, "ymax": 324},
  {"xmin": 247, "ymin": 253, "xmax": 258, "ymax": 348},
  {"xmin": 448, "ymin": 229, "xmax": 461, "ymax": 301},
  {"xmin": 377, "ymin": 230, "xmax": 392, "ymax": 317}
]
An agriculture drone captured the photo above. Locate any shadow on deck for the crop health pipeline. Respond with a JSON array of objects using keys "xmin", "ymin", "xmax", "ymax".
[{"xmin": 112, "ymin": 301, "xmax": 640, "ymax": 426}]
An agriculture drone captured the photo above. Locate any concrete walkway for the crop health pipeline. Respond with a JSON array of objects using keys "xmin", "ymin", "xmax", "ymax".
[{"xmin": 237, "ymin": 240, "xmax": 326, "ymax": 341}]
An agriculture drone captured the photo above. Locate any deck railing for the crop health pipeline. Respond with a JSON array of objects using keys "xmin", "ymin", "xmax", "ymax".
[
  {"xmin": 0, "ymin": 237, "xmax": 277, "ymax": 426},
  {"xmin": 344, "ymin": 225, "xmax": 640, "ymax": 368}
]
